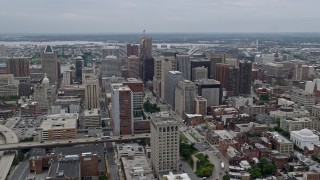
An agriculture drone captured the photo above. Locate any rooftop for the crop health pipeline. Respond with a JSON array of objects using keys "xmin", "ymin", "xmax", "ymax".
[
  {"xmin": 267, "ymin": 131, "xmax": 292, "ymax": 144},
  {"xmin": 121, "ymin": 155, "xmax": 154, "ymax": 180},
  {"xmin": 40, "ymin": 113, "xmax": 78, "ymax": 130},
  {"xmin": 44, "ymin": 45, "xmax": 54, "ymax": 54},
  {"xmin": 48, "ymin": 158, "xmax": 80, "ymax": 179},
  {"xmin": 162, "ymin": 172, "xmax": 191, "ymax": 180},
  {"xmin": 84, "ymin": 108, "xmax": 99, "ymax": 116}
]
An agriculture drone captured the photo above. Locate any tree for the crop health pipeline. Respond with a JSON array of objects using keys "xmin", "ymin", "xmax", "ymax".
[
  {"xmin": 259, "ymin": 93, "xmax": 270, "ymax": 101},
  {"xmin": 223, "ymin": 175, "xmax": 230, "ymax": 180},
  {"xmin": 262, "ymin": 163, "xmax": 277, "ymax": 176},
  {"xmin": 250, "ymin": 167, "xmax": 262, "ymax": 179}
]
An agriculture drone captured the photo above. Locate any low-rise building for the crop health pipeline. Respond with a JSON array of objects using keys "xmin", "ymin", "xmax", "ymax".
[
  {"xmin": 121, "ymin": 155, "xmax": 155, "ymax": 180},
  {"xmin": 269, "ymin": 105, "xmax": 310, "ymax": 120},
  {"xmin": 281, "ymin": 117, "xmax": 320, "ymax": 132},
  {"xmin": 84, "ymin": 109, "xmax": 100, "ymax": 128},
  {"xmin": 162, "ymin": 172, "xmax": 191, "ymax": 180},
  {"xmin": 263, "ymin": 131, "xmax": 293, "ymax": 154},
  {"xmin": 206, "ymin": 132, "xmax": 219, "ymax": 145},
  {"xmin": 312, "ymin": 104, "xmax": 320, "ymax": 117},
  {"xmin": 117, "ymin": 143, "xmax": 145, "ymax": 157},
  {"xmin": 38, "ymin": 113, "xmax": 78, "ymax": 140}
]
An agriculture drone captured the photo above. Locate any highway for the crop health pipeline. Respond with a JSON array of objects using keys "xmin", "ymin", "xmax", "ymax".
[
  {"xmin": 0, "ymin": 124, "xmax": 19, "ymax": 180},
  {"xmin": 0, "ymin": 134, "xmax": 150, "ymax": 151}
]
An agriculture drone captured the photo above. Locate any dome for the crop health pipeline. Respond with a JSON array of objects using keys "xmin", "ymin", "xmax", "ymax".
[
  {"xmin": 298, "ymin": 128, "xmax": 314, "ymax": 136},
  {"xmin": 76, "ymin": 56, "xmax": 83, "ymax": 60},
  {"xmin": 42, "ymin": 74, "xmax": 50, "ymax": 84}
]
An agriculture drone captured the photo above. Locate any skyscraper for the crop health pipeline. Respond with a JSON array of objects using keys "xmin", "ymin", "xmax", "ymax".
[
  {"xmin": 165, "ymin": 71, "xmax": 183, "ymax": 108},
  {"xmin": 63, "ymin": 70, "xmax": 73, "ymax": 85},
  {"xmin": 0, "ymin": 45, "xmax": 5, "ymax": 57},
  {"xmin": 192, "ymin": 66, "xmax": 208, "ymax": 81},
  {"xmin": 127, "ymin": 55, "xmax": 140, "ymax": 79},
  {"xmin": 209, "ymin": 53, "xmax": 226, "ymax": 79},
  {"xmin": 239, "ymin": 60, "xmax": 252, "ymax": 95},
  {"xmin": 102, "ymin": 46, "xmax": 120, "ymax": 59},
  {"xmin": 123, "ymin": 78, "xmax": 144, "ymax": 112},
  {"xmin": 176, "ymin": 54, "xmax": 191, "ymax": 80},
  {"xmin": 190, "ymin": 59, "xmax": 211, "ymax": 80},
  {"xmin": 195, "ymin": 79, "xmax": 222, "ymax": 106},
  {"xmin": 111, "ymin": 84, "xmax": 134, "ymax": 135},
  {"xmin": 101, "ymin": 55, "xmax": 122, "ymax": 77},
  {"xmin": 126, "ymin": 44, "xmax": 139, "ymax": 57},
  {"xmin": 151, "ymin": 116, "xmax": 179, "ymax": 176},
  {"xmin": 85, "ymin": 79, "xmax": 100, "ymax": 109},
  {"xmin": 6, "ymin": 57, "xmax": 30, "ymax": 78},
  {"xmin": 75, "ymin": 56, "xmax": 84, "ymax": 83},
  {"xmin": 175, "ymin": 80, "xmax": 196, "ymax": 117},
  {"xmin": 41, "ymin": 45, "xmax": 58, "ymax": 85},
  {"xmin": 82, "ymin": 52, "xmax": 93, "ymax": 67},
  {"xmin": 194, "ymin": 96, "xmax": 207, "ymax": 120},
  {"xmin": 140, "ymin": 35, "xmax": 154, "ymax": 82}
]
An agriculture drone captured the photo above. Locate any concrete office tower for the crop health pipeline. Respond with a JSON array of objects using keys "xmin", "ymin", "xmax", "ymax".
[
  {"xmin": 195, "ymin": 79, "xmax": 221, "ymax": 106},
  {"xmin": 192, "ymin": 66, "xmax": 208, "ymax": 81},
  {"xmin": 140, "ymin": 36, "xmax": 152, "ymax": 59},
  {"xmin": 63, "ymin": 70, "xmax": 73, "ymax": 85},
  {"xmin": 176, "ymin": 54, "xmax": 191, "ymax": 80},
  {"xmin": 82, "ymin": 68, "xmax": 94, "ymax": 84},
  {"xmin": 209, "ymin": 53, "xmax": 226, "ymax": 79},
  {"xmin": 101, "ymin": 55, "xmax": 122, "ymax": 78},
  {"xmin": 83, "ymin": 52, "xmax": 93, "ymax": 67},
  {"xmin": 6, "ymin": 57, "xmax": 30, "ymax": 77},
  {"xmin": 75, "ymin": 56, "xmax": 84, "ymax": 83},
  {"xmin": 127, "ymin": 44, "xmax": 139, "ymax": 57},
  {"xmin": 41, "ymin": 45, "xmax": 58, "ymax": 84},
  {"xmin": 165, "ymin": 71, "xmax": 183, "ymax": 108},
  {"xmin": 84, "ymin": 109, "xmax": 100, "ymax": 128},
  {"xmin": 175, "ymin": 80, "xmax": 196, "ymax": 117},
  {"xmin": 153, "ymin": 57, "xmax": 177, "ymax": 101},
  {"xmin": 151, "ymin": 116, "xmax": 179, "ymax": 176},
  {"xmin": 32, "ymin": 75, "xmax": 50, "ymax": 111},
  {"xmin": 127, "ymin": 55, "xmax": 140, "ymax": 79},
  {"xmin": 239, "ymin": 60, "xmax": 252, "ymax": 95},
  {"xmin": 102, "ymin": 46, "xmax": 120, "ymax": 59},
  {"xmin": 111, "ymin": 84, "xmax": 134, "ymax": 135},
  {"xmin": 290, "ymin": 88, "xmax": 315, "ymax": 111},
  {"xmin": 123, "ymin": 78, "xmax": 144, "ymax": 112},
  {"xmin": 84, "ymin": 79, "xmax": 100, "ymax": 110},
  {"xmin": 194, "ymin": 96, "xmax": 207, "ymax": 120},
  {"xmin": 293, "ymin": 64, "xmax": 314, "ymax": 81},
  {"xmin": 190, "ymin": 59, "xmax": 212, "ymax": 80},
  {"xmin": 0, "ymin": 45, "xmax": 5, "ymax": 57}
]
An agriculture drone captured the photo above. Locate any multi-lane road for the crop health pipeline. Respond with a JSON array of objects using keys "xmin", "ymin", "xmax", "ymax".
[{"xmin": 0, "ymin": 134, "xmax": 150, "ymax": 151}]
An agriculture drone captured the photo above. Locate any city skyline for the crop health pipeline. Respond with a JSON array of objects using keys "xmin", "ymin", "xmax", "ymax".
[{"xmin": 1, "ymin": 0, "xmax": 320, "ymax": 33}]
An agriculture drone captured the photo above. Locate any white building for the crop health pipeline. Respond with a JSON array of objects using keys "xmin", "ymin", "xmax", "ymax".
[
  {"xmin": 175, "ymin": 80, "xmax": 196, "ymax": 117},
  {"xmin": 290, "ymin": 129, "xmax": 320, "ymax": 150},
  {"xmin": 269, "ymin": 106, "xmax": 310, "ymax": 120},
  {"xmin": 232, "ymin": 96, "xmax": 253, "ymax": 108},
  {"xmin": 162, "ymin": 172, "xmax": 191, "ymax": 180},
  {"xmin": 62, "ymin": 70, "xmax": 72, "ymax": 85}
]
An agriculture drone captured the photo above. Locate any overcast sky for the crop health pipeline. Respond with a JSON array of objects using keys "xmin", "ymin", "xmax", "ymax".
[{"xmin": 1, "ymin": 0, "xmax": 320, "ymax": 33}]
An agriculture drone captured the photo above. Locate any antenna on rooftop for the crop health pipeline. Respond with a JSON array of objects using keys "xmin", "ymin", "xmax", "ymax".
[{"xmin": 143, "ymin": 30, "xmax": 146, "ymax": 38}]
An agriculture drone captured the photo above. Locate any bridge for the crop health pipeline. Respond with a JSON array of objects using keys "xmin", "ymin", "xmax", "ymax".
[{"xmin": 0, "ymin": 134, "xmax": 150, "ymax": 151}]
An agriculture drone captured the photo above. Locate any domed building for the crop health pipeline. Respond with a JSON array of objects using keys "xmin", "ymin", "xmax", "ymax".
[{"xmin": 290, "ymin": 128, "xmax": 320, "ymax": 150}]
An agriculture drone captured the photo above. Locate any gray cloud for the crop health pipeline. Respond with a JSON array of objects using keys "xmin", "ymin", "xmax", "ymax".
[{"xmin": 0, "ymin": 0, "xmax": 320, "ymax": 33}]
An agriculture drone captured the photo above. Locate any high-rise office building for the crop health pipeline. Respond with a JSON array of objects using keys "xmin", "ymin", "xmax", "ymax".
[
  {"xmin": 82, "ymin": 68, "xmax": 94, "ymax": 84},
  {"xmin": 111, "ymin": 84, "xmax": 134, "ymax": 135},
  {"xmin": 123, "ymin": 78, "xmax": 144, "ymax": 112},
  {"xmin": 227, "ymin": 66, "xmax": 240, "ymax": 96},
  {"xmin": 239, "ymin": 60, "xmax": 252, "ymax": 95},
  {"xmin": 127, "ymin": 44, "xmax": 139, "ymax": 57},
  {"xmin": 175, "ymin": 80, "xmax": 196, "ymax": 117},
  {"xmin": 32, "ymin": 75, "xmax": 50, "ymax": 111},
  {"xmin": 140, "ymin": 36, "xmax": 153, "ymax": 82},
  {"xmin": 176, "ymin": 54, "xmax": 191, "ymax": 80},
  {"xmin": 41, "ymin": 45, "xmax": 58, "ymax": 85},
  {"xmin": 84, "ymin": 79, "xmax": 99, "ymax": 109},
  {"xmin": 0, "ymin": 45, "xmax": 5, "ymax": 57},
  {"xmin": 63, "ymin": 70, "xmax": 73, "ymax": 85},
  {"xmin": 215, "ymin": 63, "xmax": 230, "ymax": 89},
  {"xmin": 0, "ymin": 74, "xmax": 18, "ymax": 97},
  {"xmin": 6, "ymin": 57, "xmax": 30, "ymax": 77},
  {"xmin": 190, "ymin": 59, "xmax": 211, "ymax": 80},
  {"xmin": 82, "ymin": 52, "xmax": 93, "ymax": 67},
  {"xmin": 127, "ymin": 55, "xmax": 140, "ymax": 79},
  {"xmin": 209, "ymin": 53, "xmax": 226, "ymax": 79},
  {"xmin": 153, "ymin": 57, "xmax": 177, "ymax": 101},
  {"xmin": 165, "ymin": 71, "xmax": 183, "ymax": 108},
  {"xmin": 101, "ymin": 55, "xmax": 122, "ymax": 78},
  {"xmin": 151, "ymin": 116, "xmax": 179, "ymax": 176},
  {"xmin": 195, "ymin": 79, "xmax": 222, "ymax": 106},
  {"xmin": 102, "ymin": 46, "xmax": 120, "ymax": 59},
  {"xmin": 192, "ymin": 66, "xmax": 208, "ymax": 81},
  {"xmin": 75, "ymin": 56, "xmax": 84, "ymax": 83},
  {"xmin": 194, "ymin": 96, "xmax": 207, "ymax": 120}
]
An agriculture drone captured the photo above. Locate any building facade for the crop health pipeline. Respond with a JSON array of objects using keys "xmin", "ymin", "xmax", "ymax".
[
  {"xmin": 84, "ymin": 79, "xmax": 100, "ymax": 109},
  {"xmin": 41, "ymin": 45, "xmax": 58, "ymax": 85},
  {"xmin": 175, "ymin": 80, "xmax": 196, "ymax": 117},
  {"xmin": 165, "ymin": 71, "xmax": 183, "ymax": 108},
  {"xmin": 239, "ymin": 60, "xmax": 252, "ymax": 95}
]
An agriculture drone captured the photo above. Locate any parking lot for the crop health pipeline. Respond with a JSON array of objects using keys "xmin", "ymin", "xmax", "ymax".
[{"xmin": 10, "ymin": 116, "xmax": 44, "ymax": 140}]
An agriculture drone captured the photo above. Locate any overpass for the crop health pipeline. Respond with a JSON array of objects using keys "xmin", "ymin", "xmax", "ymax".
[
  {"xmin": 0, "ymin": 134, "xmax": 150, "ymax": 151},
  {"xmin": 0, "ymin": 124, "xmax": 19, "ymax": 180}
]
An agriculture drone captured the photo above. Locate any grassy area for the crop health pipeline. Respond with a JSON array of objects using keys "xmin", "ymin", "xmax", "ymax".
[
  {"xmin": 190, "ymin": 133, "xmax": 200, "ymax": 142},
  {"xmin": 195, "ymin": 153, "xmax": 214, "ymax": 177},
  {"xmin": 180, "ymin": 134, "xmax": 189, "ymax": 143},
  {"xmin": 180, "ymin": 143, "xmax": 198, "ymax": 167}
]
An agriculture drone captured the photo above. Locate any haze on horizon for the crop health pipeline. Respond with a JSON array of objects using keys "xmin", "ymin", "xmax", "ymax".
[{"xmin": 1, "ymin": 0, "xmax": 320, "ymax": 34}]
